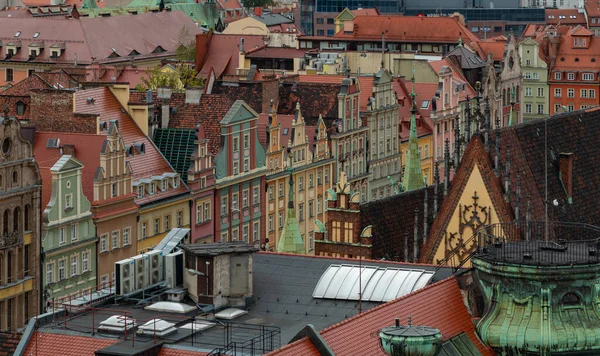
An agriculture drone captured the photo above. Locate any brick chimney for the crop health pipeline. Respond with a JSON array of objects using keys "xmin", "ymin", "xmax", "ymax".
[
  {"xmin": 559, "ymin": 152, "xmax": 573, "ymax": 200},
  {"xmin": 157, "ymin": 87, "xmax": 173, "ymax": 129},
  {"xmin": 62, "ymin": 144, "xmax": 76, "ymax": 156}
]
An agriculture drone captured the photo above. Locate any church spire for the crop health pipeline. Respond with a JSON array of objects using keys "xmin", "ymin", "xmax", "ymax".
[
  {"xmin": 402, "ymin": 72, "xmax": 425, "ymax": 192},
  {"xmin": 276, "ymin": 157, "xmax": 306, "ymax": 254}
]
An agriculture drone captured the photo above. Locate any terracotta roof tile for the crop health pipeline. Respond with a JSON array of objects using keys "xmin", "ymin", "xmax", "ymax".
[
  {"xmin": 546, "ymin": 8, "xmax": 587, "ymax": 25},
  {"xmin": 0, "ymin": 332, "xmax": 21, "ymax": 356},
  {"xmin": 158, "ymin": 347, "xmax": 209, "ymax": 355},
  {"xmin": 351, "ymin": 8, "xmax": 379, "ymax": 16},
  {"xmin": 334, "ymin": 15, "xmax": 479, "ymax": 45},
  {"xmin": 34, "ymin": 131, "xmax": 105, "ymax": 210},
  {"xmin": 269, "ymin": 276, "xmax": 494, "ymax": 356},
  {"xmin": 24, "ymin": 332, "xmax": 119, "ymax": 355},
  {"xmin": 552, "ymin": 28, "xmax": 600, "ymax": 71},
  {"xmin": 584, "ymin": 0, "xmax": 600, "ymax": 17},
  {"xmin": 198, "ymin": 34, "xmax": 265, "ymax": 78}
]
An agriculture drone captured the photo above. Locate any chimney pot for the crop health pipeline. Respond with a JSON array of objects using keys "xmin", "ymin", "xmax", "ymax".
[{"xmin": 185, "ymin": 87, "xmax": 202, "ymax": 104}]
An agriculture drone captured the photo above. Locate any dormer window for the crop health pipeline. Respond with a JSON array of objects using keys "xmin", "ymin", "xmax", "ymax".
[
  {"xmin": 33, "ymin": 32, "xmax": 39, "ymax": 38},
  {"xmin": 574, "ymin": 37, "xmax": 587, "ymax": 48},
  {"xmin": 173, "ymin": 177, "xmax": 180, "ymax": 188},
  {"xmin": 137, "ymin": 186, "xmax": 144, "ymax": 198},
  {"xmin": 568, "ymin": 73, "xmax": 575, "ymax": 80},
  {"xmin": 14, "ymin": 31, "xmax": 20, "ymax": 37},
  {"xmin": 161, "ymin": 179, "xmax": 167, "ymax": 191},
  {"xmin": 16, "ymin": 101, "xmax": 25, "ymax": 116},
  {"xmin": 149, "ymin": 182, "xmax": 156, "ymax": 195}
]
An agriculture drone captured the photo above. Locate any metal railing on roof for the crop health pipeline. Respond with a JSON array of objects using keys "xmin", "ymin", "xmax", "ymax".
[{"xmin": 437, "ymin": 221, "xmax": 600, "ymax": 271}]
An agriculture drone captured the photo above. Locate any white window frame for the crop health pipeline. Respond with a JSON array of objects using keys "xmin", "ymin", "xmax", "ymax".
[
  {"xmin": 46, "ymin": 263, "xmax": 54, "ymax": 283},
  {"xmin": 100, "ymin": 235, "xmax": 107, "ymax": 252},
  {"xmin": 568, "ymin": 72, "xmax": 575, "ymax": 80},
  {"xmin": 242, "ymin": 189, "xmax": 248, "ymax": 208},
  {"xmin": 58, "ymin": 259, "xmax": 65, "ymax": 281},
  {"xmin": 82, "ymin": 252, "xmax": 89, "ymax": 273},
  {"xmin": 554, "ymin": 88, "xmax": 561, "ymax": 97},
  {"xmin": 71, "ymin": 255, "xmax": 78, "ymax": 277},
  {"xmin": 123, "ymin": 228, "xmax": 130, "ymax": 246},
  {"xmin": 111, "ymin": 230, "xmax": 120, "ymax": 249},
  {"xmin": 71, "ymin": 224, "xmax": 77, "ymax": 241},
  {"xmin": 59, "ymin": 227, "xmax": 66, "ymax": 245},
  {"xmin": 253, "ymin": 186, "xmax": 259, "ymax": 205}
]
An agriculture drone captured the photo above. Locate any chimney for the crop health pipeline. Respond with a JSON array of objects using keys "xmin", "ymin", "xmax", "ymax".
[
  {"xmin": 157, "ymin": 87, "xmax": 172, "ymax": 129},
  {"xmin": 62, "ymin": 144, "xmax": 76, "ymax": 156},
  {"xmin": 559, "ymin": 152, "xmax": 573, "ymax": 200},
  {"xmin": 185, "ymin": 87, "xmax": 202, "ymax": 104},
  {"xmin": 254, "ymin": 7, "xmax": 262, "ymax": 16}
]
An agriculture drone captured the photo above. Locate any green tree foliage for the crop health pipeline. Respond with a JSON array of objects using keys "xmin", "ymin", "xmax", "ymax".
[
  {"xmin": 241, "ymin": 0, "xmax": 274, "ymax": 10},
  {"xmin": 176, "ymin": 26, "xmax": 196, "ymax": 62},
  {"xmin": 140, "ymin": 65, "xmax": 204, "ymax": 92}
]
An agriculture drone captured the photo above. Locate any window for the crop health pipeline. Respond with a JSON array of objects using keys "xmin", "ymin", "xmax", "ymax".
[
  {"xmin": 299, "ymin": 203, "xmax": 304, "ymax": 221},
  {"xmin": 196, "ymin": 204, "xmax": 202, "ymax": 224},
  {"xmin": 317, "ymin": 30, "xmax": 325, "ymax": 36},
  {"xmin": 154, "ymin": 218, "xmax": 160, "ymax": 234},
  {"xmin": 269, "ymin": 214, "xmax": 274, "ymax": 231},
  {"xmin": 309, "ymin": 231, "xmax": 314, "ymax": 250},
  {"xmin": 59, "ymin": 227, "xmax": 66, "ymax": 245},
  {"xmin": 46, "ymin": 263, "xmax": 54, "ymax": 283},
  {"xmin": 278, "ymin": 182, "xmax": 284, "ymax": 197},
  {"xmin": 327, "ymin": 30, "xmax": 334, "ymax": 36},
  {"xmin": 533, "ymin": 72, "xmax": 539, "ymax": 79},
  {"xmin": 524, "ymin": 72, "xmax": 531, "ymax": 79},
  {"xmin": 242, "ymin": 225, "xmax": 249, "ymax": 242},
  {"xmin": 581, "ymin": 89, "xmax": 588, "ymax": 98},
  {"xmin": 317, "ymin": 172, "xmax": 322, "ymax": 185},
  {"xmin": 233, "ymin": 137, "xmax": 239, "ymax": 152},
  {"xmin": 562, "ymin": 292, "xmax": 581, "ymax": 306},
  {"xmin": 317, "ymin": 18, "xmax": 324, "ymax": 24},
  {"xmin": 525, "ymin": 87, "xmax": 532, "ymax": 97},
  {"xmin": 253, "ymin": 186, "xmax": 259, "ymax": 205},
  {"xmin": 232, "ymin": 228, "xmax": 238, "ymax": 241},
  {"xmin": 309, "ymin": 200, "xmax": 314, "ymax": 218},
  {"xmin": 5, "ymin": 68, "xmax": 13, "ymax": 82},
  {"xmin": 317, "ymin": 198, "xmax": 322, "ymax": 214},
  {"xmin": 269, "ymin": 186, "xmax": 274, "ymax": 200},
  {"xmin": 200, "ymin": 177, "xmax": 206, "ymax": 189},
  {"xmin": 555, "ymin": 104, "xmax": 561, "ymax": 113},
  {"xmin": 177, "ymin": 211, "xmax": 183, "ymax": 227},
  {"xmin": 232, "ymin": 192, "xmax": 238, "ymax": 210},
  {"xmin": 574, "ymin": 37, "xmax": 586, "ymax": 48},
  {"xmin": 65, "ymin": 194, "xmax": 72, "ymax": 209},
  {"xmin": 554, "ymin": 72, "xmax": 561, "ymax": 80},
  {"xmin": 568, "ymin": 73, "xmax": 575, "ymax": 80},
  {"xmin": 324, "ymin": 169, "xmax": 329, "ymax": 183},
  {"xmin": 142, "ymin": 222, "xmax": 147, "ymax": 238},
  {"xmin": 123, "ymin": 228, "xmax": 130, "ymax": 246},
  {"xmin": 150, "ymin": 183, "xmax": 157, "ymax": 195},
  {"xmin": 173, "ymin": 177, "xmax": 179, "ymax": 188},
  {"xmin": 327, "ymin": 18, "xmax": 334, "ymax": 24},
  {"xmin": 16, "ymin": 101, "xmax": 25, "ymax": 115},
  {"xmin": 243, "ymin": 133, "xmax": 249, "ymax": 149},
  {"xmin": 233, "ymin": 161, "xmax": 239, "ymax": 175},
  {"xmin": 220, "ymin": 231, "xmax": 228, "ymax": 242},
  {"xmin": 82, "ymin": 252, "xmax": 89, "ymax": 272},
  {"xmin": 204, "ymin": 203, "xmax": 210, "ymax": 222},
  {"xmin": 242, "ymin": 190, "xmax": 248, "ymax": 208},
  {"xmin": 164, "ymin": 215, "xmax": 170, "ymax": 231},
  {"xmin": 71, "ymin": 255, "xmax": 78, "ymax": 276},
  {"xmin": 590, "ymin": 90, "xmax": 596, "ymax": 98},
  {"xmin": 71, "ymin": 224, "xmax": 77, "ymax": 241},
  {"xmin": 137, "ymin": 186, "xmax": 144, "ymax": 198},
  {"xmin": 568, "ymin": 104, "xmax": 574, "ymax": 112},
  {"xmin": 243, "ymin": 158, "xmax": 249, "ymax": 172},
  {"xmin": 161, "ymin": 180, "xmax": 167, "ymax": 191},
  {"xmin": 278, "ymin": 211, "xmax": 283, "ymax": 228},
  {"xmin": 58, "ymin": 259, "xmax": 65, "ymax": 281},
  {"xmin": 568, "ymin": 88, "xmax": 575, "ymax": 98},
  {"xmin": 583, "ymin": 73, "xmax": 594, "ymax": 81},
  {"xmin": 253, "ymin": 222, "xmax": 259, "ymax": 242},
  {"xmin": 112, "ymin": 230, "xmax": 120, "ymax": 249},
  {"xmin": 299, "ymin": 177, "xmax": 304, "ymax": 190},
  {"xmin": 525, "ymin": 104, "xmax": 532, "ymax": 114},
  {"xmin": 555, "ymin": 88, "xmax": 562, "ymax": 97},
  {"xmin": 537, "ymin": 104, "xmax": 544, "ymax": 114},
  {"xmin": 309, "ymin": 174, "xmax": 314, "ymax": 188},
  {"xmin": 221, "ymin": 196, "xmax": 228, "ymax": 215},
  {"xmin": 537, "ymin": 88, "xmax": 544, "ymax": 97}
]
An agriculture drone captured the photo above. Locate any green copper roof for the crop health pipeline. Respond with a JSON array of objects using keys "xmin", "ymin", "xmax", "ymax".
[
  {"xmin": 402, "ymin": 75, "xmax": 425, "ymax": 192},
  {"xmin": 153, "ymin": 128, "xmax": 196, "ymax": 183},
  {"xmin": 81, "ymin": 0, "xmax": 98, "ymax": 9},
  {"xmin": 508, "ymin": 87, "xmax": 515, "ymax": 126},
  {"xmin": 277, "ymin": 163, "xmax": 306, "ymax": 254}
]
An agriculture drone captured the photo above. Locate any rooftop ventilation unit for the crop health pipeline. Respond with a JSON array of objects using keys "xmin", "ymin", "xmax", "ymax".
[
  {"xmin": 215, "ymin": 308, "xmax": 248, "ymax": 320},
  {"xmin": 137, "ymin": 319, "xmax": 177, "ymax": 337},
  {"xmin": 115, "ymin": 258, "xmax": 134, "ymax": 296},
  {"xmin": 98, "ymin": 315, "xmax": 137, "ymax": 333},
  {"xmin": 165, "ymin": 251, "xmax": 183, "ymax": 288},
  {"xmin": 146, "ymin": 250, "xmax": 164, "ymax": 285},
  {"xmin": 132, "ymin": 254, "xmax": 148, "ymax": 291}
]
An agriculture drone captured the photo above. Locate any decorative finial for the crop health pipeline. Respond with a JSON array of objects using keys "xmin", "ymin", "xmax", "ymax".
[
  {"xmin": 408, "ymin": 316, "xmax": 412, "ymax": 326},
  {"xmin": 458, "ymin": 36, "xmax": 463, "ymax": 47}
]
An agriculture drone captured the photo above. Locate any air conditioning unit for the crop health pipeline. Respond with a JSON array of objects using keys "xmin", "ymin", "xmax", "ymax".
[
  {"xmin": 132, "ymin": 255, "xmax": 148, "ymax": 292},
  {"xmin": 146, "ymin": 250, "xmax": 164, "ymax": 285},
  {"xmin": 115, "ymin": 258, "xmax": 134, "ymax": 296},
  {"xmin": 165, "ymin": 251, "xmax": 184, "ymax": 288}
]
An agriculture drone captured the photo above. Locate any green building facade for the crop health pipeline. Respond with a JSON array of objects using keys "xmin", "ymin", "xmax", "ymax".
[
  {"xmin": 42, "ymin": 155, "xmax": 97, "ymax": 305},
  {"xmin": 519, "ymin": 37, "xmax": 549, "ymax": 121}
]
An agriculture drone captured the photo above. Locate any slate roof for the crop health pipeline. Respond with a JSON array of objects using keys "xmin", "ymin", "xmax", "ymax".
[
  {"xmin": 167, "ymin": 94, "xmax": 232, "ymax": 131},
  {"xmin": 254, "ymin": 13, "xmax": 294, "ymax": 26},
  {"xmin": 267, "ymin": 276, "xmax": 494, "ymax": 356},
  {"xmin": 361, "ymin": 185, "xmax": 441, "ymax": 261},
  {"xmin": 278, "ymin": 82, "xmax": 339, "ymax": 125},
  {"xmin": 446, "ymin": 45, "xmax": 487, "ymax": 70},
  {"xmin": 211, "ymin": 80, "xmax": 264, "ymax": 114},
  {"xmin": 0, "ymin": 12, "xmax": 202, "ymax": 65},
  {"xmin": 497, "ymin": 107, "xmax": 600, "ymax": 226},
  {"xmin": 0, "ymin": 332, "xmax": 21, "ymax": 356}
]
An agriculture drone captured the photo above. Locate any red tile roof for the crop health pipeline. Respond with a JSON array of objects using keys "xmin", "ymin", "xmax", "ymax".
[
  {"xmin": 585, "ymin": 0, "xmax": 600, "ymax": 17},
  {"xmin": 334, "ymin": 15, "xmax": 479, "ymax": 45},
  {"xmin": 476, "ymin": 40, "xmax": 506, "ymax": 62},
  {"xmin": 552, "ymin": 27, "xmax": 599, "ymax": 71},
  {"xmin": 198, "ymin": 34, "xmax": 265, "ymax": 78},
  {"xmin": 0, "ymin": 12, "xmax": 202, "ymax": 65},
  {"xmin": 0, "ymin": 332, "xmax": 21, "ymax": 356},
  {"xmin": 351, "ymin": 8, "xmax": 379, "ymax": 16},
  {"xmin": 429, "ymin": 58, "xmax": 476, "ymax": 101},
  {"xmin": 73, "ymin": 87, "xmax": 187, "ymax": 204},
  {"xmin": 546, "ymin": 8, "xmax": 587, "ymax": 25},
  {"xmin": 268, "ymin": 276, "xmax": 495, "ymax": 356},
  {"xmin": 158, "ymin": 347, "xmax": 209, "ymax": 355},
  {"xmin": 24, "ymin": 332, "xmax": 119, "ymax": 355},
  {"xmin": 34, "ymin": 131, "xmax": 106, "ymax": 210}
]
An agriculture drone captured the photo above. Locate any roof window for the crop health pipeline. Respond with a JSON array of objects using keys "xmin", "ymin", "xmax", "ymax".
[
  {"xmin": 33, "ymin": 32, "xmax": 39, "ymax": 38},
  {"xmin": 14, "ymin": 31, "xmax": 20, "ymax": 37}
]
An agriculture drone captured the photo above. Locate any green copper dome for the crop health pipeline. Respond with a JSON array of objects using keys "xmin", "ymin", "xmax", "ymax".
[{"xmin": 379, "ymin": 318, "xmax": 442, "ymax": 356}]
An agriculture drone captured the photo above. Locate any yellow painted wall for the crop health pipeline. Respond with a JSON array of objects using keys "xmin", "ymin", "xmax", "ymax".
[
  {"xmin": 432, "ymin": 164, "xmax": 501, "ymax": 267},
  {"xmin": 222, "ymin": 17, "xmax": 269, "ymax": 35},
  {"xmin": 137, "ymin": 199, "xmax": 190, "ymax": 253},
  {"xmin": 0, "ymin": 278, "xmax": 33, "ymax": 300}
]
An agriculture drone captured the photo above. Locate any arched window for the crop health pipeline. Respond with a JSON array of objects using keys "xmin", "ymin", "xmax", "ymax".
[
  {"xmin": 13, "ymin": 207, "xmax": 20, "ymax": 233},
  {"xmin": 562, "ymin": 292, "xmax": 581, "ymax": 306},
  {"xmin": 24, "ymin": 205, "xmax": 30, "ymax": 231},
  {"xmin": 2, "ymin": 210, "xmax": 8, "ymax": 235},
  {"xmin": 12, "ymin": 171, "xmax": 17, "ymax": 184}
]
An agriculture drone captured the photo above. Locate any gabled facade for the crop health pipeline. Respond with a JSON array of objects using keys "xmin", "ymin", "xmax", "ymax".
[
  {"xmin": 214, "ymin": 101, "xmax": 267, "ymax": 246},
  {"xmin": 519, "ymin": 37, "xmax": 549, "ymax": 121},
  {"xmin": 366, "ymin": 68, "xmax": 402, "ymax": 200},
  {"xmin": 0, "ymin": 116, "xmax": 41, "ymax": 332},
  {"xmin": 264, "ymin": 103, "xmax": 334, "ymax": 254},
  {"xmin": 498, "ymin": 35, "xmax": 522, "ymax": 126},
  {"xmin": 41, "ymin": 155, "xmax": 97, "ymax": 303},
  {"xmin": 330, "ymin": 77, "xmax": 369, "ymax": 202}
]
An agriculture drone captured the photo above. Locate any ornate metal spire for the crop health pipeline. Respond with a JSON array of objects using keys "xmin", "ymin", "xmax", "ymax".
[
  {"xmin": 276, "ymin": 157, "xmax": 306, "ymax": 254},
  {"xmin": 402, "ymin": 72, "xmax": 425, "ymax": 192}
]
